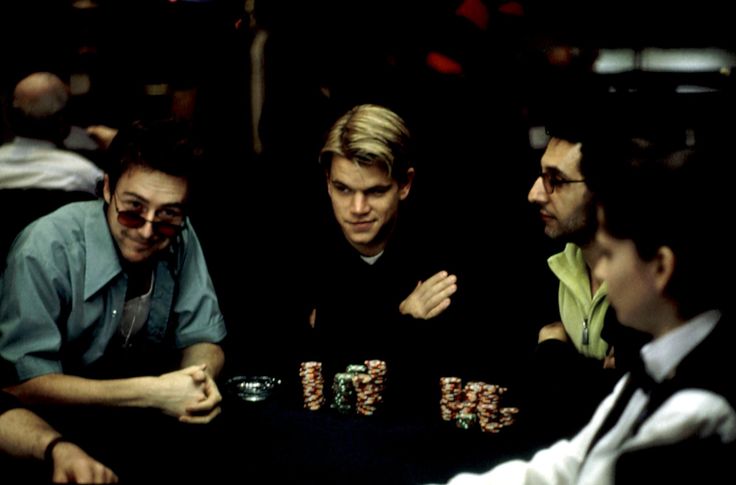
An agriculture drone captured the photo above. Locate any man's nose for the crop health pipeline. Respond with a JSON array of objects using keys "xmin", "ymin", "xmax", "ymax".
[
  {"xmin": 137, "ymin": 220, "xmax": 156, "ymax": 239},
  {"xmin": 137, "ymin": 209, "xmax": 157, "ymax": 239},
  {"xmin": 350, "ymin": 192, "xmax": 369, "ymax": 214},
  {"xmin": 528, "ymin": 176, "xmax": 549, "ymax": 204}
]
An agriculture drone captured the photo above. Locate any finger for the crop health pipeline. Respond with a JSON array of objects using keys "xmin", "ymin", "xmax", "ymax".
[
  {"xmin": 415, "ymin": 273, "xmax": 456, "ymax": 300},
  {"xmin": 201, "ymin": 375, "xmax": 222, "ymax": 399},
  {"xmin": 51, "ymin": 468, "xmax": 69, "ymax": 483},
  {"xmin": 190, "ymin": 369, "xmax": 208, "ymax": 384},
  {"xmin": 180, "ymin": 364, "xmax": 204, "ymax": 376},
  {"xmin": 425, "ymin": 298, "xmax": 452, "ymax": 319},
  {"xmin": 185, "ymin": 392, "xmax": 220, "ymax": 413},
  {"xmin": 179, "ymin": 406, "xmax": 222, "ymax": 424},
  {"xmin": 205, "ymin": 384, "xmax": 223, "ymax": 404},
  {"xmin": 424, "ymin": 271, "xmax": 450, "ymax": 285},
  {"xmin": 96, "ymin": 464, "xmax": 119, "ymax": 484},
  {"xmin": 429, "ymin": 273, "xmax": 457, "ymax": 292},
  {"xmin": 435, "ymin": 281, "xmax": 458, "ymax": 298},
  {"xmin": 91, "ymin": 464, "xmax": 108, "ymax": 484},
  {"xmin": 70, "ymin": 465, "xmax": 93, "ymax": 484},
  {"xmin": 190, "ymin": 364, "xmax": 210, "ymax": 383},
  {"xmin": 421, "ymin": 282, "xmax": 457, "ymax": 310}
]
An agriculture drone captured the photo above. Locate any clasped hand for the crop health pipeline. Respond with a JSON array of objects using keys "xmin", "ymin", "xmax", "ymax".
[{"xmin": 155, "ymin": 364, "xmax": 222, "ymax": 424}]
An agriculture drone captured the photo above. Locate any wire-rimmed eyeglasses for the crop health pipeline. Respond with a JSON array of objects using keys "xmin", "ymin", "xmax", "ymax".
[{"xmin": 537, "ymin": 172, "xmax": 586, "ymax": 194}]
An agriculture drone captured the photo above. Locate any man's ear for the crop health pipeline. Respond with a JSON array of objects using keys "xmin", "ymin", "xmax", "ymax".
[
  {"xmin": 102, "ymin": 174, "xmax": 111, "ymax": 204},
  {"xmin": 653, "ymin": 246, "xmax": 676, "ymax": 294},
  {"xmin": 398, "ymin": 168, "xmax": 415, "ymax": 200}
]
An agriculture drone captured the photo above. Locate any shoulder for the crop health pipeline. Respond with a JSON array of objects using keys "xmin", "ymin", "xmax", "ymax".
[
  {"xmin": 619, "ymin": 387, "xmax": 736, "ymax": 485},
  {"xmin": 649, "ymin": 389, "xmax": 736, "ymax": 435},
  {"xmin": 672, "ymin": 316, "xmax": 736, "ymax": 406},
  {"xmin": 177, "ymin": 219, "xmax": 206, "ymax": 256},
  {"xmin": 26, "ymin": 200, "xmax": 97, "ymax": 231},
  {"xmin": 616, "ymin": 433, "xmax": 735, "ymax": 484},
  {"xmin": 60, "ymin": 151, "xmax": 103, "ymax": 176},
  {"xmin": 13, "ymin": 201, "xmax": 100, "ymax": 253}
]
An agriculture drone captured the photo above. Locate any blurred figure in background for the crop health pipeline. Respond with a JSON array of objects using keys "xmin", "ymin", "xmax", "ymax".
[
  {"xmin": 1, "ymin": 72, "xmax": 103, "ymax": 194},
  {"xmin": 0, "ymin": 72, "xmax": 106, "ymax": 265}
]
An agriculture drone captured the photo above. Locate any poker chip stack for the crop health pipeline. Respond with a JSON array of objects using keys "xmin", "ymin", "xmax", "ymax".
[
  {"xmin": 331, "ymin": 372, "xmax": 356, "ymax": 414},
  {"xmin": 439, "ymin": 377, "xmax": 463, "ymax": 421},
  {"xmin": 454, "ymin": 381, "xmax": 482, "ymax": 429},
  {"xmin": 299, "ymin": 361, "xmax": 325, "ymax": 411},
  {"xmin": 498, "ymin": 406, "xmax": 520, "ymax": 429},
  {"xmin": 439, "ymin": 378, "xmax": 519, "ymax": 432},
  {"xmin": 352, "ymin": 372, "xmax": 378, "ymax": 416},
  {"xmin": 477, "ymin": 384, "xmax": 501, "ymax": 433},
  {"xmin": 462, "ymin": 381, "xmax": 484, "ymax": 413},
  {"xmin": 364, "ymin": 360, "xmax": 387, "ymax": 404},
  {"xmin": 477, "ymin": 384, "xmax": 517, "ymax": 433}
]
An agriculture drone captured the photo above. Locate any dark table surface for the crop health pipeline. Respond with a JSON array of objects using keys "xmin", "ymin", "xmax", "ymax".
[{"xmin": 218, "ymin": 375, "xmax": 537, "ymax": 485}]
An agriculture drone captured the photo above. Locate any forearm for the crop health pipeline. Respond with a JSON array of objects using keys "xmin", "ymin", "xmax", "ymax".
[
  {"xmin": 4, "ymin": 373, "xmax": 158, "ymax": 409},
  {"xmin": 0, "ymin": 407, "xmax": 61, "ymax": 460},
  {"xmin": 180, "ymin": 342, "xmax": 224, "ymax": 379}
]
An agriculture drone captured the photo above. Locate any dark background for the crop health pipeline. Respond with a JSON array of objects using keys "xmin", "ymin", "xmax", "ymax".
[{"xmin": 1, "ymin": 0, "xmax": 734, "ymax": 376}]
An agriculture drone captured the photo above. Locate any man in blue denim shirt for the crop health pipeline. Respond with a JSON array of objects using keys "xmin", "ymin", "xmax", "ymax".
[{"xmin": 0, "ymin": 119, "xmax": 227, "ymax": 426}]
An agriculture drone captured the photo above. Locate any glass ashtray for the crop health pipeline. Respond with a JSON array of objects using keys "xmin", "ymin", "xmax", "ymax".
[{"xmin": 226, "ymin": 375, "xmax": 282, "ymax": 402}]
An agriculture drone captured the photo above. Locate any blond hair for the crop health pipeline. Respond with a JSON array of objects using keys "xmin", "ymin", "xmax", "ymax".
[{"xmin": 320, "ymin": 104, "xmax": 412, "ymax": 184}]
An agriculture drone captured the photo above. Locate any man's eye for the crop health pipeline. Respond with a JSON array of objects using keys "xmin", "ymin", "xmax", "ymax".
[
  {"xmin": 159, "ymin": 209, "xmax": 183, "ymax": 219},
  {"xmin": 334, "ymin": 185, "xmax": 351, "ymax": 194},
  {"xmin": 549, "ymin": 177, "xmax": 564, "ymax": 186},
  {"xmin": 122, "ymin": 200, "xmax": 143, "ymax": 210}
]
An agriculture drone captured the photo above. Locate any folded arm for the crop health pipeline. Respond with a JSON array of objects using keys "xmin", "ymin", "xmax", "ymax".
[{"xmin": 5, "ymin": 366, "xmax": 212, "ymax": 422}]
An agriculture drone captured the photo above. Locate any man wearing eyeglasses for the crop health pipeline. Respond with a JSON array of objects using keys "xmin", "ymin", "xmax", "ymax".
[
  {"xmin": 0, "ymin": 119, "xmax": 227, "ymax": 479},
  {"xmin": 528, "ymin": 132, "xmax": 608, "ymax": 361},
  {"xmin": 523, "ymin": 114, "xmax": 648, "ymax": 447}
]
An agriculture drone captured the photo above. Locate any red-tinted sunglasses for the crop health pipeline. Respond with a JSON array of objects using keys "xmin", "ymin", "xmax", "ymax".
[{"xmin": 112, "ymin": 194, "xmax": 185, "ymax": 238}]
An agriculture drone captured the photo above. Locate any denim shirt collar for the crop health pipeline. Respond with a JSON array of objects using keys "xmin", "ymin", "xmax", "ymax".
[
  {"xmin": 82, "ymin": 200, "xmax": 180, "ymax": 300},
  {"xmin": 84, "ymin": 200, "xmax": 124, "ymax": 300}
]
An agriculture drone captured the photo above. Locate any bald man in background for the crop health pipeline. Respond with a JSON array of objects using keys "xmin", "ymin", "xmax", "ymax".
[
  {"xmin": 0, "ymin": 72, "xmax": 103, "ymax": 194},
  {"xmin": 0, "ymin": 72, "xmax": 110, "ymax": 264}
]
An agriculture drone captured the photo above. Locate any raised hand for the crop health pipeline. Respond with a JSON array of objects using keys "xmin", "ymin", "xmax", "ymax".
[{"xmin": 399, "ymin": 270, "xmax": 458, "ymax": 320}]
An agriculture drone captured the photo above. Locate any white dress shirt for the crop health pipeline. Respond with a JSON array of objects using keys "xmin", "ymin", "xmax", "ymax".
[
  {"xmin": 435, "ymin": 310, "xmax": 736, "ymax": 485},
  {"xmin": 0, "ymin": 137, "xmax": 102, "ymax": 194}
]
